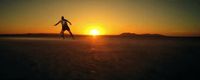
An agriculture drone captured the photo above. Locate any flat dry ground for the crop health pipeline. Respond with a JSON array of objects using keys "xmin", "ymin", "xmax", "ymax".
[{"xmin": 0, "ymin": 37, "xmax": 199, "ymax": 80}]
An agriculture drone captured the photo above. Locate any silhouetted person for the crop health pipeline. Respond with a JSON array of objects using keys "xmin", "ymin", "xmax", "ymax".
[{"xmin": 54, "ymin": 16, "xmax": 74, "ymax": 39}]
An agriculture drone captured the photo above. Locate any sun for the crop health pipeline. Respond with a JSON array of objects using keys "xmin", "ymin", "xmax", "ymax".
[
  {"xmin": 84, "ymin": 23, "xmax": 105, "ymax": 36},
  {"xmin": 90, "ymin": 29, "xmax": 100, "ymax": 36}
]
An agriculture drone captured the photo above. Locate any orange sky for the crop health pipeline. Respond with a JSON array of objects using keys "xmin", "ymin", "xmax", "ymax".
[{"xmin": 0, "ymin": 0, "xmax": 200, "ymax": 36}]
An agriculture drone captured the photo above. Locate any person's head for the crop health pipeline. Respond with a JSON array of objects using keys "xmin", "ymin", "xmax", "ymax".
[{"xmin": 61, "ymin": 16, "xmax": 64, "ymax": 20}]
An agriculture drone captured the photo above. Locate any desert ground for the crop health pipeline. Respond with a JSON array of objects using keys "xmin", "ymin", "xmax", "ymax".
[{"xmin": 0, "ymin": 37, "xmax": 199, "ymax": 80}]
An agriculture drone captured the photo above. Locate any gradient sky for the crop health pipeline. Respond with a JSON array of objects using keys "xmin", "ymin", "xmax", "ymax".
[{"xmin": 0, "ymin": 0, "xmax": 199, "ymax": 36}]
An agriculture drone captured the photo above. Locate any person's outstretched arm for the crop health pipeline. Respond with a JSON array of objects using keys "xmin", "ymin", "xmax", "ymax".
[{"xmin": 54, "ymin": 20, "xmax": 61, "ymax": 26}]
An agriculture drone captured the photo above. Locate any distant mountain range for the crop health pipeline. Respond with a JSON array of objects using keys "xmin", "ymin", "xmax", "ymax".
[{"xmin": 120, "ymin": 33, "xmax": 166, "ymax": 37}]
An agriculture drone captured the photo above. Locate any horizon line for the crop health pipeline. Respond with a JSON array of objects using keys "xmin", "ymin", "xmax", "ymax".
[{"xmin": 0, "ymin": 33, "xmax": 200, "ymax": 37}]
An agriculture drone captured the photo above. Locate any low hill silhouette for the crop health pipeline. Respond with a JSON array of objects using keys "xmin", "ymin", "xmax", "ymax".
[{"xmin": 120, "ymin": 33, "xmax": 166, "ymax": 38}]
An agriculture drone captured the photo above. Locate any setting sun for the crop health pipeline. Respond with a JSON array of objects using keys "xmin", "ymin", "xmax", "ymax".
[
  {"xmin": 90, "ymin": 29, "xmax": 100, "ymax": 36},
  {"xmin": 84, "ymin": 23, "xmax": 106, "ymax": 35}
]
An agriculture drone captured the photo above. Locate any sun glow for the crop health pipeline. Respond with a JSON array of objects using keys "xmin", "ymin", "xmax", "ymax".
[
  {"xmin": 90, "ymin": 29, "xmax": 100, "ymax": 36},
  {"xmin": 84, "ymin": 23, "xmax": 105, "ymax": 36}
]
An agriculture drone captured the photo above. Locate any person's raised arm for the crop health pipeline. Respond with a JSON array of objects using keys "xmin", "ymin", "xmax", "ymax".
[
  {"xmin": 65, "ymin": 19, "xmax": 72, "ymax": 25},
  {"xmin": 54, "ymin": 20, "xmax": 61, "ymax": 26}
]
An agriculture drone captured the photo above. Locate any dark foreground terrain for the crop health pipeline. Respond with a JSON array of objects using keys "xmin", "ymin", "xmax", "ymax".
[{"xmin": 0, "ymin": 37, "xmax": 200, "ymax": 80}]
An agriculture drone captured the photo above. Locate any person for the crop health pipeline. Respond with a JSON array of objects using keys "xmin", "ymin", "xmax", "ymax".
[{"xmin": 54, "ymin": 16, "xmax": 74, "ymax": 39}]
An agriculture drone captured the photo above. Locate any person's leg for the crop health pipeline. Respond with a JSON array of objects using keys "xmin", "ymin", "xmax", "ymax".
[
  {"xmin": 59, "ymin": 30, "xmax": 62, "ymax": 38},
  {"xmin": 60, "ymin": 30, "xmax": 65, "ymax": 39},
  {"xmin": 68, "ymin": 30, "xmax": 74, "ymax": 39}
]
